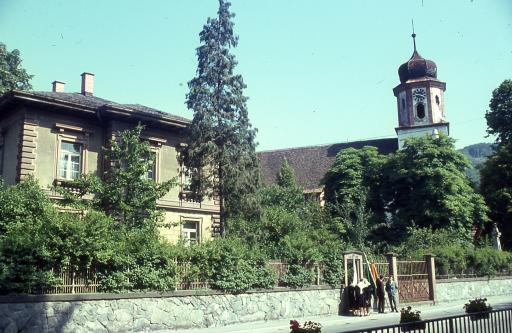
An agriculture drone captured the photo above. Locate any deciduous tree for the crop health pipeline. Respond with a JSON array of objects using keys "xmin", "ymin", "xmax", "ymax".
[
  {"xmin": 61, "ymin": 124, "xmax": 176, "ymax": 234},
  {"xmin": 383, "ymin": 135, "xmax": 488, "ymax": 240},
  {"xmin": 0, "ymin": 43, "xmax": 32, "ymax": 95},
  {"xmin": 485, "ymin": 79, "xmax": 512, "ymax": 145},
  {"xmin": 481, "ymin": 79, "xmax": 512, "ymax": 249}
]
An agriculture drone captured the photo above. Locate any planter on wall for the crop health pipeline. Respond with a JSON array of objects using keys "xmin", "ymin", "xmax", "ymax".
[
  {"xmin": 400, "ymin": 321, "xmax": 426, "ymax": 332},
  {"xmin": 469, "ymin": 312, "xmax": 490, "ymax": 321}
]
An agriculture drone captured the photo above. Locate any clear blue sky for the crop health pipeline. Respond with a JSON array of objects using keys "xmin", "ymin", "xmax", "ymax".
[{"xmin": 1, "ymin": 0, "xmax": 511, "ymax": 150}]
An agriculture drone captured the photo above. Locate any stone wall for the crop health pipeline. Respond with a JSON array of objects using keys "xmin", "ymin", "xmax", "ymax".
[
  {"xmin": 435, "ymin": 277, "xmax": 512, "ymax": 303},
  {"xmin": 0, "ymin": 287, "xmax": 341, "ymax": 332}
]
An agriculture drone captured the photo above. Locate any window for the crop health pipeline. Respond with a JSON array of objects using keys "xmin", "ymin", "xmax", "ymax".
[
  {"xmin": 181, "ymin": 220, "xmax": 200, "ymax": 245},
  {"xmin": 146, "ymin": 151, "xmax": 157, "ymax": 180},
  {"xmin": 435, "ymin": 95, "xmax": 440, "ymax": 106},
  {"xmin": 59, "ymin": 141, "xmax": 82, "ymax": 180},
  {"xmin": 181, "ymin": 164, "xmax": 193, "ymax": 191},
  {"xmin": 416, "ymin": 102, "xmax": 425, "ymax": 119}
]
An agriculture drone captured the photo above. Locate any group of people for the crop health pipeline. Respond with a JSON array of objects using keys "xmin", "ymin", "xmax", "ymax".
[{"xmin": 347, "ymin": 275, "xmax": 399, "ymax": 316}]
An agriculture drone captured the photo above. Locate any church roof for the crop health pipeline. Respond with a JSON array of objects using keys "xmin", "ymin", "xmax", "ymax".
[{"xmin": 258, "ymin": 138, "xmax": 398, "ymax": 191}]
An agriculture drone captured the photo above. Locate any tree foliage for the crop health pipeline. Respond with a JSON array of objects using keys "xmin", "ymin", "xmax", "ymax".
[
  {"xmin": 324, "ymin": 146, "xmax": 386, "ymax": 219},
  {"xmin": 323, "ymin": 136, "xmax": 489, "ymax": 248},
  {"xmin": 480, "ymin": 79, "xmax": 512, "ymax": 249},
  {"xmin": 383, "ymin": 135, "xmax": 488, "ymax": 240},
  {"xmin": 323, "ymin": 147, "xmax": 387, "ymax": 249},
  {"xmin": 485, "ymin": 79, "xmax": 512, "ymax": 145},
  {"xmin": 185, "ymin": 0, "xmax": 260, "ymax": 235},
  {"xmin": 0, "ymin": 43, "xmax": 33, "ymax": 95},
  {"xmin": 480, "ymin": 146, "xmax": 512, "ymax": 249},
  {"xmin": 61, "ymin": 124, "xmax": 176, "ymax": 234},
  {"xmin": 0, "ymin": 178, "xmax": 114, "ymax": 294},
  {"xmin": 260, "ymin": 158, "xmax": 304, "ymax": 212}
]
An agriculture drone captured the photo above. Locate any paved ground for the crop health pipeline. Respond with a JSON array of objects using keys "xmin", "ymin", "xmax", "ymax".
[{"xmin": 166, "ymin": 295, "xmax": 512, "ymax": 333}]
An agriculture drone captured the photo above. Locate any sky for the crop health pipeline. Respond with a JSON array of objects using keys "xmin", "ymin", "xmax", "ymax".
[{"xmin": 0, "ymin": 0, "xmax": 511, "ymax": 151}]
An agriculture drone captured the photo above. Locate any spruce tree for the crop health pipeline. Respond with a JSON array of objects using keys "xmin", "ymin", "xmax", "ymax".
[{"xmin": 185, "ymin": 0, "xmax": 260, "ymax": 236}]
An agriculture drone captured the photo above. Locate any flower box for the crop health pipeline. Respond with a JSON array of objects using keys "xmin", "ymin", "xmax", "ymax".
[
  {"xmin": 400, "ymin": 321, "xmax": 426, "ymax": 332},
  {"xmin": 469, "ymin": 312, "xmax": 490, "ymax": 321}
]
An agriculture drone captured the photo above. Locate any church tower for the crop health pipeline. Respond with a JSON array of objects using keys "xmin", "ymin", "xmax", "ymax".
[{"xmin": 393, "ymin": 33, "xmax": 449, "ymax": 149}]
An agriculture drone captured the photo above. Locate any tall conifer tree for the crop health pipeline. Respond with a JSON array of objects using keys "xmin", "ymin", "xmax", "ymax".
[{"xmin": 185, "ymin": 0, "xmax": 260, "ymax": 236}]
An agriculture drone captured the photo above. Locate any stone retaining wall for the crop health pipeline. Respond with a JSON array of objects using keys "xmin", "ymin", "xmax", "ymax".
[
  {"xmin": 435, "ymin": 277, "xmax": 512, "ymax": 303},
  {"xmin": 0, "ymin": 287, "xmax": 341, "ymax": 332}
]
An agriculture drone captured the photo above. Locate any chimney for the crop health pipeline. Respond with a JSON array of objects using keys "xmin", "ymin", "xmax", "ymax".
[
  {"xmin": 52, "ymin": 80, "xmax": 65, "ymax": 93},
  {"xmin": 80, "ymin": 72, "xmax": 94, "ymax": 96}
]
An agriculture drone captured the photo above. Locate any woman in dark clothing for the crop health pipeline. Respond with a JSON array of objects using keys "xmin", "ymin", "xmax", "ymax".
[{"xmin": 363, "ymin": 282, "xmax": 373, "ymax": 315}]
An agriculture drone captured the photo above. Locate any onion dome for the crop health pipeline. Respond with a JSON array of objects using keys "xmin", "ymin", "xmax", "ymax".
[{"xmin": 398, "ymin": 33, "xmax": 437, "ymax": 83}]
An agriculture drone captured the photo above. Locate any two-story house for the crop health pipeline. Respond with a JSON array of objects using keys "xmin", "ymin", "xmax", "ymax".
[{"xmin": 0, "ymin": 72, "xmax": 219, "ymax": 243}]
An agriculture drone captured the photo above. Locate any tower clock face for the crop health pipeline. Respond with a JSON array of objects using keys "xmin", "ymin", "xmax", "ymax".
[{"xmin": 412, "ymin": 88, "xmax": 426, "ymax": 102}]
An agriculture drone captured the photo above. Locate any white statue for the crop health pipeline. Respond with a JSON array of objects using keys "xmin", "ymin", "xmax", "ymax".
[{"xmin": 492, "ymin": 223, "xmax": 502, "ymax": 251}]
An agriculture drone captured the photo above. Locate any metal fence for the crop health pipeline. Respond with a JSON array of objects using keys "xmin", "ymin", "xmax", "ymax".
[{"xmin": 342, "ymin": 308, "xmax": 512, "ymax": 333}]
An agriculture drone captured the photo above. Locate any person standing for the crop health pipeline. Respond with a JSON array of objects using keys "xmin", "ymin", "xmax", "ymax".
[
  {"xmin": 386, "ymin": 275, "xmax": 399, "ymax": 312},
  {"xmin": 376, "ymin": 275, "xmax": 385, "ymax": 313}
]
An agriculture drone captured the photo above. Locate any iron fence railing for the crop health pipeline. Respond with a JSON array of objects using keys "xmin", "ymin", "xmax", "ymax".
[{"xmin": 342, "ymin": 308, "xmax": 512, "ymax": 333}]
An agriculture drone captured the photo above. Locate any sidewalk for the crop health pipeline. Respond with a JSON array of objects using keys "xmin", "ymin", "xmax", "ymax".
[{"xmin": 165, "ymin": 295, "xmax": 512, "ymax": 333}]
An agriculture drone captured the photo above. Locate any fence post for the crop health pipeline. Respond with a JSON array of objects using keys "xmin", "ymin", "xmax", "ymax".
[
  {"xmin": 448, "ymin": 318, "xmax": 454, "ymax": 333},
  {"xmin": 424, "ymin": 253, "xmax": 436, "ymax": 303},
  {"xmin": 71, "ymin": 270, "xmax": 76, "ymax": 294},
  {"xmin": 385, "ymin": 252, "xmax": 398, "ymax": 284},
  {"xmin": 316, "ymin": 264, "xmax": 320, "ymax": 285}
]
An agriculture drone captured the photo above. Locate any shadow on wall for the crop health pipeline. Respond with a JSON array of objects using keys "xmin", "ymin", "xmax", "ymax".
[{"xmin": 0, "ymin": 296, "xmax": 76, "ymax": 333}]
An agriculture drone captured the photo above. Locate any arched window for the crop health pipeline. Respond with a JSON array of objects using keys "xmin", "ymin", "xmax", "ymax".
[{"xmin": 416, "ymin": 103, "xmax": 425, "ymax": 119}]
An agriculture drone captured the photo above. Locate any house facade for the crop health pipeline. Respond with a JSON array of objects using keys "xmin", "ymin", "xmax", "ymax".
[{"xmin": 0, "ymin": 73, "xmax": 219, "ymax": 244}]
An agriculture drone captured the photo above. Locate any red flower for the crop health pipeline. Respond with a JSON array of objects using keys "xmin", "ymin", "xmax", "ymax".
[{"xmin": 289, "ymin": 320, "xmax": 300, "ymax": 330}]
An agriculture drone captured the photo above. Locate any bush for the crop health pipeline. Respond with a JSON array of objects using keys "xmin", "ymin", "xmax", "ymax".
[
  {"xmin": 0, "ymin": 178, "xmax": 116, "ymax": 294},
  {"xmin": 429, "ymin": 244, "xmax": 470, "ymax": 276},
  {"xmin": 467, "ymin": 247, "xmax": 512, "ymax": 276},
  {"xmin": 321, "ymin": 249, "xmax": 344, "ymax": 287},
  {"xmin": 97, "ymin": 230, "xmax": 178, "ymax": 293},
  {"xmin": 280, "ymin": 264, "xmax": 314, "ymax": 288},
  {"xmin": 201, "ymin": 238, "xmax": 275, "ymax": 293}
]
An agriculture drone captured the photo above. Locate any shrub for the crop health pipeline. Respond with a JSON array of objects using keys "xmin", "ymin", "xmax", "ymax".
[
  {"xmin": 464, "ymin": 298, "xmax": 492, "ymax": 313},
  {"xmin": 280, "ymin": 264, "xmax": 313, "ymax": 288},
  {"xmin": 201, "ymin": 238, "xmax": 275, "ymax": 293},
  {"xmin": 430, "ymin": 244, "xmax": 470, "ymax": 276},
  {"xmin": 467, "ymin": 247, "xmax": 512, "ymax": 276},
  {"xmin": 321, "ymin": 249, "xmax": 344, "ymax": 287}
]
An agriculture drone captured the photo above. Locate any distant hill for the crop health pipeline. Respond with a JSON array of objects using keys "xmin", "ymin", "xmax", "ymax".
[{"xmin": 458, "ymin": 142, "xmax": 495, "ymax": 187}]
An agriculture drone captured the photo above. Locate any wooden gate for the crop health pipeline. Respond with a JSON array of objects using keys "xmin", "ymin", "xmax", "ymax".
[{"xmin": 396, "ymin": 260, "xmax": 430, "ymax": 302}]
